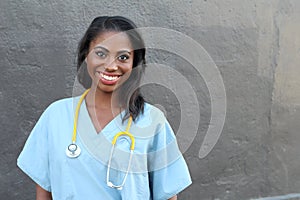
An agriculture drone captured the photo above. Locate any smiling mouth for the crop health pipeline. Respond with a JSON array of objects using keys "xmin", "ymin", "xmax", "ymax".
[{"xmin": 97, "ymin": 72, "xmax": 121, "ymax": 81}]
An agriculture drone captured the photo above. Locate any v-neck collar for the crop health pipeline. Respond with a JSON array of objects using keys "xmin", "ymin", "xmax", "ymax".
[
  {"xmin": 76, "ymin": 98, "xmax": 128, "ymax": 163},
  {"xmin": 82, "ymin": 99, "xmax": 126, "ymax": 135},
  {"xmin": 73, "ymin": 96, "xmax": 180, "ymax": 173}
]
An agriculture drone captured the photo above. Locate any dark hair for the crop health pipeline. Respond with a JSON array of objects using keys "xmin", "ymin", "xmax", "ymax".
[{"xmin": 77, "ymin": 16, "xmax": 146, "ymax": 121}]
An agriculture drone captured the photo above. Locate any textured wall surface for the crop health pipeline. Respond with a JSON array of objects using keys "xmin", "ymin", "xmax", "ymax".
[{"xmin": 1, "ymin": 0, "xmax": 300, "ymax": 199}]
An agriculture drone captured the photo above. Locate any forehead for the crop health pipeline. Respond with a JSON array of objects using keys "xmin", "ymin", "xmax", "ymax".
[{"xmin": 90, "ymin": 31, "xmax": 133, "ymax": 51}]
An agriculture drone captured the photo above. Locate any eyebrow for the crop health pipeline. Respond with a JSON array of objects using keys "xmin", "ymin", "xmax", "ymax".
[{"xmin": 94, "ymin": 46, "xmax": 132, "ymax": 54}]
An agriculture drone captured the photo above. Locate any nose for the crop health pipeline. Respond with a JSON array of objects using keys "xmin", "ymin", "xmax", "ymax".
[{"xmin": 105, "ymin": 57, "xmax": 118, "ymax": 71}]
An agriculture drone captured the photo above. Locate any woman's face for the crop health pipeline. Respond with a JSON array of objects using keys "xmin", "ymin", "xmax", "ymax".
[{"xmin": 86, "ymin": 31, "xmax": 134, "ymax": 93}]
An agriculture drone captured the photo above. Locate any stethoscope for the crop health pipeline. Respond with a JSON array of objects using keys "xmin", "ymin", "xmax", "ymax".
[{"xmin": 66, "ymin": 89, "xmax": 135, "ymax": 190}]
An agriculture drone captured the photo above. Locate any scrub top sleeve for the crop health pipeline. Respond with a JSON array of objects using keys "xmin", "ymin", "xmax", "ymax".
[
  {"xmin": 17, "ymin": 109, "xmax": 51, "ymax": 192},
  {"xmin": 149, "ymin": 120, "xmax": 192, "ymax": 200}
]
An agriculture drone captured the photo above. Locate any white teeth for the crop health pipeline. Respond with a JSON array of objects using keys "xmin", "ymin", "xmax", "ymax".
[{"xmin": 100, "ymin": 73, "xmax": 119, "ymax": 81}]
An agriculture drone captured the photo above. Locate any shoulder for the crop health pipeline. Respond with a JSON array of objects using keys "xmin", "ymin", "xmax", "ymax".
[
  {"xmin": 45, "ymin": 96, "xmax": 78, "ymax": 112},
  {"xmin": 47, "ymin": 96, "xmax": 75, "ymax": 108},
  {"xmin": 41, "ymin": 96, "xmax": 80, "ymax": 119},
  {"xmin": 132, "ymin": 103, "xmax": 168, "ymax": 132},
  {"xmin": 143, "ymin": 103, "xmax": 166, "ymax": 119}
]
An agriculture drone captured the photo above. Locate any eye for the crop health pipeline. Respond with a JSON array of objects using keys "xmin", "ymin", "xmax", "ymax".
[
  {"xmin": 95, "ymin": 50, "xmax": 107, "ymax": 58},
  {"xmin": 118, "ymin": 54, "xmax": 130, "ymax": 61}
]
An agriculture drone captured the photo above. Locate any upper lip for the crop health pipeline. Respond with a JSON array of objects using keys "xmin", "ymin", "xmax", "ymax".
[{"xmin": 97, "ymin": 71, "xmax": 122, "ymax": 77}]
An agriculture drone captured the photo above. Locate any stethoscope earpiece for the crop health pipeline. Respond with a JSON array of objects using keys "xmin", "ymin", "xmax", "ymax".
[{"xmin": 107, "ymin": 181, "xmax": 123, "ymax": 190}]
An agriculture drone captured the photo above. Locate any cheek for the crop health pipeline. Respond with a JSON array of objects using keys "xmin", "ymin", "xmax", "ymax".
[
  {"xmin": 85, "ymin": 60, "xmax": 97, "ymax": 78},
  {"xmin": 125, "ymin": 59, "xmax": 134, "ymax": 72},
  {"xmin": 86, "ymin": 57, "xmax": 95, "ymax": 68},
  {"xmin": 86, "ymin": 56, "xmax": 99, "ymax": 71},
  {"xmin": 120, "ymin": 63, "xmax": 133, "ymax": 81},
  {"xmin": 86, "ymin": 62, "xmax": 93, "ymax": 74},
  {"xmin": 119, "ymin": 61, "xmax": 133, "ymax": 74}
]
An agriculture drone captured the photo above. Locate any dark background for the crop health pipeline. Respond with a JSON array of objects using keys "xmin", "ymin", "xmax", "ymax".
[{"xmin": 1, "ymin": 0, "xmax": 300, "ymax": 199}]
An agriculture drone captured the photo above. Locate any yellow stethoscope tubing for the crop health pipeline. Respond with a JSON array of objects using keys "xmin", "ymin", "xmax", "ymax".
[
  {"xmin": 72, "ymin": 89, "xmax": 135, "ymax": 190},
  {"xmin": 72, "ymin": 89, "xmax": 135, "ymax": 149},
  {"xmin": 111, "ymin": 116, "xmax": 135, "ymax": 150},
  {"xmin": 71, "ymin": 89, "xmax": 90, "ymax": 143},
  {"xmin": 71, "ymin": 89, "xmax": 135, "ymax": 189}
]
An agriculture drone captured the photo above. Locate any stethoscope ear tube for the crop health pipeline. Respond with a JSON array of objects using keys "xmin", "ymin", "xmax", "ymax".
[
  {"xmin": 106, "ymin": 124, "xmax": 135, "ymax": 190},
  {"xmin": 106, "ymin": 145, "xmax": 134, "ymax": 190}
]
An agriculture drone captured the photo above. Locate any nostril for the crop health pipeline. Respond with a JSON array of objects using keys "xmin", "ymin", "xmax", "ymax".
[{"xmin": 105, "ymin": 65, "xmax": 118, "ymax": 71}]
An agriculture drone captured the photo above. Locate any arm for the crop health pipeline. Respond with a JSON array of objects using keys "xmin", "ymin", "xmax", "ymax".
[
  {"xmin": 36, "ymin": 185, "xmax": 52, "ymax": 200},
  {"xmin": 168, "ymin": 195, "xmax": 177, "ymax": 200}
]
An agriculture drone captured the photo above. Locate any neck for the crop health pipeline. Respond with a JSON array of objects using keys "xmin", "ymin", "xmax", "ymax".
[{"xmin": 85, "ymin": 87, "xmax": 120, "ymax": 110}]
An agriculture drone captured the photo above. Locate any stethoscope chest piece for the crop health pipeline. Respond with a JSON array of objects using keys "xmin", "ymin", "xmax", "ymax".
[{"xmin": 66, "ymin": 143, "xmax": 81, "ymax": 158}]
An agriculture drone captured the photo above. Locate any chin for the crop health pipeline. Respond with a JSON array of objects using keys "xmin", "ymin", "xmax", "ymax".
[{"xmin": 96, "ymin": 84, "xmax": 121, "ymax": 94}]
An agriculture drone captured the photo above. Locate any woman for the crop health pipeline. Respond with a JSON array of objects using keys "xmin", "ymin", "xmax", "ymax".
[{"xmin": 18, "ymin": 16, "xmax": 191, "ymax": 200}]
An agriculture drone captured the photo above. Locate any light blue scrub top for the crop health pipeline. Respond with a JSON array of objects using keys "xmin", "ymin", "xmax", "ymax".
[{"xmin": 17, "ymin": 96, "xmax": 192, "ymax": 200}]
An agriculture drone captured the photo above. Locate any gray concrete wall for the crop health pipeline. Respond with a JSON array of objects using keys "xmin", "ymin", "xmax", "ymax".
[{"xmin": 1, "ymin": 0, "xmax": 300, "ymax": 199}]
